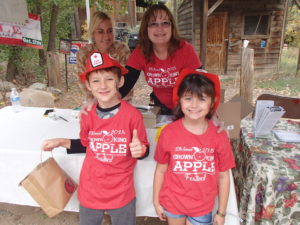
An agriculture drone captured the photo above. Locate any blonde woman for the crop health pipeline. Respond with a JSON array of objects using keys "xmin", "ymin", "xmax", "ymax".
[{"xmin": 77, "ymin": 11, "xmax": 131, "ymax": 100}]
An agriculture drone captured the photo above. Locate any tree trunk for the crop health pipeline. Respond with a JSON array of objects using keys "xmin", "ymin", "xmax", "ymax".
[
  {"xmin": 47, "ymin": 4, "xmax": 59, "ymax": 51},
  {"xmin": 74, "ymin": 7, "xmax": 82, "ymax": 39},
  {"xmin": 47, "ymin": 3, "xmax": 60, "ymax": 87},
  {"xmin": 294, "ymin": 0, "xmax": 300, "ymax": 9},
  {"xmin": 36, "ymin": 2, "xmax": 47, "ymax": 77},
  {"xmin": 6, "ymin": 46, "xmax": 22, "ymax": 81}
]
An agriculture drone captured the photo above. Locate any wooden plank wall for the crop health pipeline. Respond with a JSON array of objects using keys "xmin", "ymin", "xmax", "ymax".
[
  {"xmin": 177, "ymin": 0, "xmax": 193, "ymax": 44},
  {"xmin": 177, "ymin": 0, "xmax": 287, "ymax": 76}
]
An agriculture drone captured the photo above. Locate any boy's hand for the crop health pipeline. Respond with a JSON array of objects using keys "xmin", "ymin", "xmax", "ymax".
[
  {"xmin": 129, "ymin": 129, "xmax": 145, "ymax": 158},
  {"xmin": 41, "ymin": 138, "xmax": 70, "ymax": 151},
  {"xmin": 154, "ymin": 203, "xmax": 167, "ymax": 221}
]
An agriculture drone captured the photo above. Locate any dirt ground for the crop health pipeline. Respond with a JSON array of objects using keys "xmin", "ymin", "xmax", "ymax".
[
  {"xmin": 0, "ymin": 202, "xmax": 167, "ymax": 225},
  {"xmin": 0, "ymin": 64, "xmax": 298, "ymax": 225}
]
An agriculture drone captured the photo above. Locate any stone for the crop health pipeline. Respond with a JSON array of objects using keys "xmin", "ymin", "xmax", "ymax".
[
  {"xmin": 29, "ymin": 83, "xmax": 47, "ymax": 90},
  {"xmin": 20, "ymin": 88, "xmax": 55, "ymax": 107},
  {"xmin": 5, "ymin": 92, "xmax": 10, "ymax": 100},
  {"xmin": 0, "ymin": 81, "xmax": 15, "ymax": 92},
  {"xmin": 46, "ymin": 86, "xmax": 63, "ymax": 96}
]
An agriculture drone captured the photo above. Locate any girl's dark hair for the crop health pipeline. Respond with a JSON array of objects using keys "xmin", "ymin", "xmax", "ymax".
[
  {"xmin": 138, "ymin": 4, "xmax": 182, "ymax": 63},
  {"xmin": 173, "ymin": 74, "xmax": 216, "ymax": 120}
]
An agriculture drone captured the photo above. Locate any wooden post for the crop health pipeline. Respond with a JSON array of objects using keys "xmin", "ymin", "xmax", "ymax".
[
  {"xmin": 297, "ymin": 48, "xmax": 300, "ymax": 76},
  {"xmin": 46, "ymin": 51, "xmax": 62, "ymax": 88},
  {"xmin": 201, "ymin": 0, "xmax": 208, "ymax": 68},
  {"xmin": 240, "ymin": 47, "xmax": 254, "ymax": 103},
  {"xmin": 65, "ymin": 54, "xmax": 68, "ymax": 90},
  {"xmin": 278, "ymin": 0, "xmax": 289, "ymax": 72},
  {"xmin": 128, "ymin": 0, "xmax": 136, "ymax": 28}
]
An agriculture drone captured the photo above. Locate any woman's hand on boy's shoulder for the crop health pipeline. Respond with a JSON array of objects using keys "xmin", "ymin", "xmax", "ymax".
[
  {"xmin": 211, "ymin": 113, "xmax": 229, "ymax": 136},
  {"xmin": 80, "ymin": 98, "xmax": 97, "ymax": 116}
]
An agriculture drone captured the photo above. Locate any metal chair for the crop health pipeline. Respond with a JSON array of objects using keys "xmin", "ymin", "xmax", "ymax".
[{"xmin": 255, "ymin": 94, "xmax": 300, "ymax": 119}]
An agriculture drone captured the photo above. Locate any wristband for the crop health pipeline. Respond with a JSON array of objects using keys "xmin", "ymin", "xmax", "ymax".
[{"xmin": 216, "ymin": 210, "xmax": 226, "ymax": 217}]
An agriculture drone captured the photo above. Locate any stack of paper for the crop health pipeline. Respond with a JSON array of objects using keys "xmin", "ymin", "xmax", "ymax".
[
  {"xmin": 273, "ymin": 130, "xmax": 300, "ymax": 143},
  {"xmin": 254, "ymin": 100, "xmax": 286, "ymax": 137}
]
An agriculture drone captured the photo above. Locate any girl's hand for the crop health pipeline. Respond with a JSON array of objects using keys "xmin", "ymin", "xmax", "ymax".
[
  {"xmin": 154, "ymin": 203, "xmax": 167, "ymax": 221},
  {"xmin": 41, "ymin": 138, "xmax": 70, "ymax": 151},
  {"xmin": 129, "ymin": 130, "xmax": 145, "ymax": 158},
  {"xmin": 213, "ymin": 213, "xmax": 225, "ymax": 225}
]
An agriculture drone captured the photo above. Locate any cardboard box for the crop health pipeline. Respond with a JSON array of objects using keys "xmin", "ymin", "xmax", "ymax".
[
  {"xmin": 220, "ymin": 89, "xmax": 225, "ymax": 103},
  {"xmin": 135, "ymin": 106, "xmax": 160, "ymax": 128},
  {"xmin": 217, "ymin": 95, "xmax": 254, "ymax": 139}
]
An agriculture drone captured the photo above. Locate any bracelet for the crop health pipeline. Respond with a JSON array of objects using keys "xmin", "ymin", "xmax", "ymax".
[{"xmin": 216, "ymin": 210, "xmax": 226, "ymax": 217}]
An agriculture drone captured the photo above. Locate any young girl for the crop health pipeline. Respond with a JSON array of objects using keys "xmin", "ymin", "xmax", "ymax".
[{"xmin": 153, "ymin": 69, "xmax": 235, "ymax": 225}]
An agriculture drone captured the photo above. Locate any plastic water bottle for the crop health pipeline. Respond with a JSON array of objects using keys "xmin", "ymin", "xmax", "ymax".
[{"xmin": 10, "ymin": 88, "xmax": 22, "ymax": 112}]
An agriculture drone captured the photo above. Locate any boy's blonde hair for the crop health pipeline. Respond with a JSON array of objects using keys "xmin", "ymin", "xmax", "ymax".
[{"xmin": 88, "ymin": 11, "xmax": 112, "ymax": 42}]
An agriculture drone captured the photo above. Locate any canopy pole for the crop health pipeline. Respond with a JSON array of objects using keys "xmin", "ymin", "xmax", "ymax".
[{"xmin": 85, "ymin": 0, "xmax": 91, "ymax": 43}]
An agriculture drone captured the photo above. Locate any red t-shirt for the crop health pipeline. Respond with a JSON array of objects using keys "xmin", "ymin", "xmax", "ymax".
[
  {"xmin": 154, "ymin": 119, "xmax": 235, "ymax": 217},
  {"xmin": 78, "ymin": 100, "xmax": 149, "ymax": 209},
  {"xmin": 127, "ymin": 40, "xmax": 201, "ymax": 109}
]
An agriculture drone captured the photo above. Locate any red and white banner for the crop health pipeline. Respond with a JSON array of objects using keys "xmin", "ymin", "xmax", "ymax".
[
  {"xmin": 68, "ymin": 41, "xmax": 87, "ymax": 64},
  {"xmin": 0, "ymin": 14, "xmax": 43, "ymax": 49}
]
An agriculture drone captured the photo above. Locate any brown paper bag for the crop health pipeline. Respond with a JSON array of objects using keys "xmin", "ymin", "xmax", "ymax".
[{"xmin": 19, "ymin": 157, "xmax": 77, "ymax": 217}]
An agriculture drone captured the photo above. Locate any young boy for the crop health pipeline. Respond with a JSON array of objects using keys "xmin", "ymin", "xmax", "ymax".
[{"xmin": 42, "ymin": 51, "xmax": 149, "ymax": 225}]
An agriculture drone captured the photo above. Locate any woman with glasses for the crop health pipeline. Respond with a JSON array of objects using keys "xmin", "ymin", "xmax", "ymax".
[{"xmin": 120, "ymin": 4, "xmax": 202, "ymax": 115}]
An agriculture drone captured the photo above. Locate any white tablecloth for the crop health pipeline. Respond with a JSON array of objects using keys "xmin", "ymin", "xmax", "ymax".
[{"xmin": 0, "ymin": 106, "xmax": 240, "ymax": 224}]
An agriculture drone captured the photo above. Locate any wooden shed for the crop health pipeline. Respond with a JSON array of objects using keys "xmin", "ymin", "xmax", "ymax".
[{"xmin": 177, "ymin": 0, "xmax": 289, "ymax": 76}]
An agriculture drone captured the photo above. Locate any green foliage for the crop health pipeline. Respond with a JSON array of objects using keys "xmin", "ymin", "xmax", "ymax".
[
  {"xmin": 280, "ymin": 47, "xmax": 298, "ymax": 74},
  {"xmin": 38, "ymin": 0, "xmax": 81, "ymax": 48},
  {"xmin": 256, "ymin": 77, "xmax": 300, "ymax": 96},
  {"xmin": 256, "ymin": 47, "xmax": 300, "ymax": 96},
  {"xmin": 1, "ymin": 0, "xmax": 83, "ymax": 81},
  {"xmin": 18, "ymin": 48, "xmax": 44, "ymax": 82},
  {"xmin": 284, "ymin": 4, "xmax": 300, "ymax": 47},
  {"xmin": 92, "ymin": 0, "xmax": 128, "ymax": 15},
  {"xmin": 0, "ymin": 46, "xmax": 10, "ymax": 62}
]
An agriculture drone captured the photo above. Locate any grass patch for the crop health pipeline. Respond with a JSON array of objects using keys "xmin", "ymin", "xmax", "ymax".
[
  {"xmin": 256, "ymin": 47, "xmax": 300, "ymax": 96},
  {"xmin": 256, "ymin": 75, "xmax": 300, "ymax": 96},
  {"xmin": 279, "ymin": 47, "xmax": 299, "ymax": 75}
]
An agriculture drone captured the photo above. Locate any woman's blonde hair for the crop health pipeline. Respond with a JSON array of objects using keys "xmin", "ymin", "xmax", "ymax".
[
  {"xmin": 138, "ymin": 4, "xmax": 182, "ymax": 62},
  {"xmin": 88, "ymin": 11, "xmax": 112, "ymax": 41}
]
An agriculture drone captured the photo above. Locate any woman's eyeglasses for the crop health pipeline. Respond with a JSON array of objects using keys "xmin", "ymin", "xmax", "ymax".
[{"xmin": 148, "ymin": 21, "xmax": 172, "ymax": 28}]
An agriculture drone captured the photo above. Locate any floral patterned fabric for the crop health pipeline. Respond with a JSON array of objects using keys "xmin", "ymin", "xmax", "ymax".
[{"xmin": 232, "ymin": 118, "xmax": 300, "ymax": 225}]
